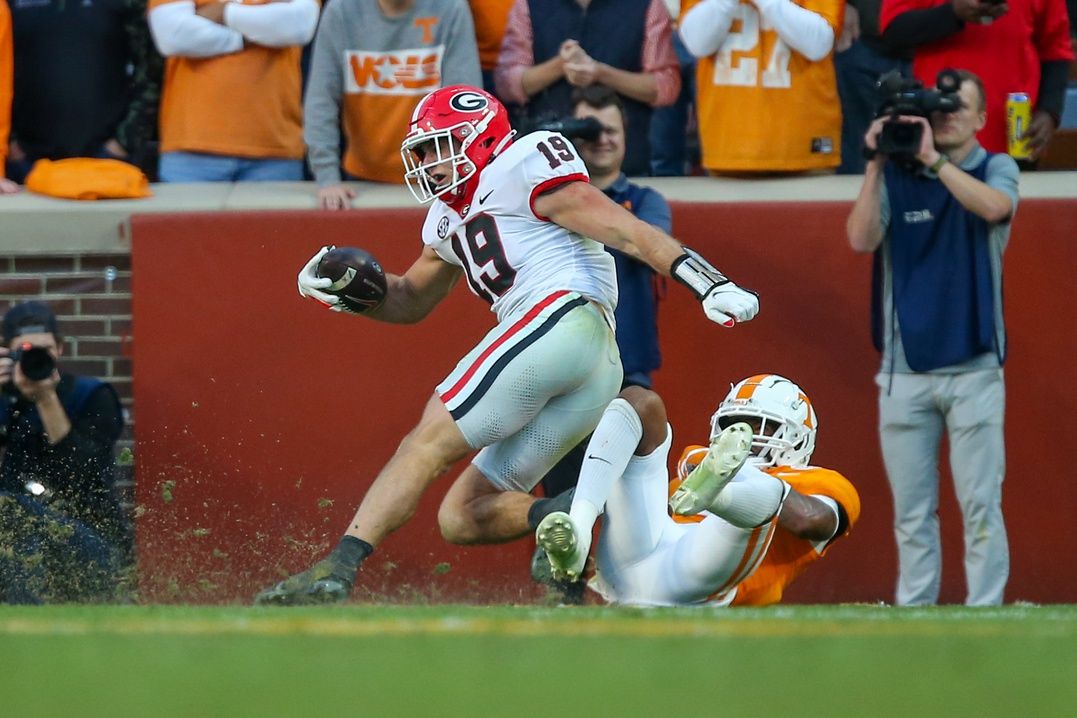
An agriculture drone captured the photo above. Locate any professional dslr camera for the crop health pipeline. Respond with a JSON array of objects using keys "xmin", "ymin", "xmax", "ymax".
[
  {"xmin": 8, "ymin": 343, "xmax": 56, "ymax": 382},
  {"xmin": 519, "ymin": 113, "xmax": 603, "ymax": 142},
  {"xmin": 873, "ymin": 69, "xmax": 963, "ymax": 167}
]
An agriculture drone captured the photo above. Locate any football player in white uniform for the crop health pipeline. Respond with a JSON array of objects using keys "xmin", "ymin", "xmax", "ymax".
[
  {"xmin": 536, "ymin": 375, "xmax": 861, "ymax": 606},
  {"xmin": 257, "ymin": 86, "xmax": 760, "ymax": 605}
]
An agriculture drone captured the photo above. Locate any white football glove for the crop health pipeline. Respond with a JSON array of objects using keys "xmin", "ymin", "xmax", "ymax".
[
  {"xmin": 701, "ymin": 282, "xmax": 759, "ymax": 327},
  {"xmin": 296, "ymin": 245, "xmax": 354, "ymax": 313},
  {"xmin": 671, "ymin": 247, "xmax": 760, "ymax": 328}
]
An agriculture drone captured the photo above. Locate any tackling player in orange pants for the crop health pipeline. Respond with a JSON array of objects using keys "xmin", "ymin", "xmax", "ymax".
[{"xmin": 536, "ymin": 374, "xmax": 860, "ymax": 606}]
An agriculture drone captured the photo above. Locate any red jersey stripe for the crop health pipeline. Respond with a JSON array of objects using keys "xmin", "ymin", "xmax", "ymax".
[
  {"xmin": 529, "ymin": 173, "xmax": 588, "ymax": 221},
  {"xmin": 440, "ymin": 290, "xmax": 570, "ymax": 403}
]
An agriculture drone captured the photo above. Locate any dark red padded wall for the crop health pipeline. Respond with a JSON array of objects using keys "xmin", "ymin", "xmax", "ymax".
[{"xmin": 131, "ymin": 199, "xmax": 1077, "ymax": 604}]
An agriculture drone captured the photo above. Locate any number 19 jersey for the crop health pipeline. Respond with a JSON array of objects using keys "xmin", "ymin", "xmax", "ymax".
[
  {"xmin": 685, "ymin": 0, "xmax": 845, "ymax": 172},
  {"xmin": 420, "ymin": 131, "xmax": 618, "ymax": 324}
]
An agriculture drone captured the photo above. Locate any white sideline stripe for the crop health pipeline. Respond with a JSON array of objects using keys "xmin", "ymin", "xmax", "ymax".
[{"xmin": 0, "ymin": 614, "xmax": 1070, "ymax": 638}]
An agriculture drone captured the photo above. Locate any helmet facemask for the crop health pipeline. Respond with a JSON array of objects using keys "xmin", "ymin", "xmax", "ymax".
[
  {"xmin": 710, "ymin": 375, "xmax": 817, "ymax": 468},
  {"xmin": 401, "ymin": 86, "xmax": 515, "ymax": 205},
  {"xmin": 401, "ymin": 125, "xmax": 479, "ymax": 204}
]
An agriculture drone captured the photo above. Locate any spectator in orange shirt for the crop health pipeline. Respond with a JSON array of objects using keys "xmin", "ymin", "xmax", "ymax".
[
  {"xmin": 495, "ymin": 0, "xmax": 681, "ymax": 176},
  {"xmin": 0, "ymin": 0, "xmax": 15, "ymax": 194},
  {"xmin": 148, "ymin": 0, "xmax": 320, "ymax": 182},
  {"xmin": 467, "ymin": 0, "xmax": 514, "ymax": 95},
  {"xmin": 680, "ymin": 0, "xmax": 846, "ymax": 174}
]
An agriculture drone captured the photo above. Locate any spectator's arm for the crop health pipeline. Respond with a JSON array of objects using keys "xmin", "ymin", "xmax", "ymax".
[
  {"xmin": 495, "ymin": 0, "xmax": 559, "ymax": 103},
  {"xmin": 438, "ymin": 0, "xmax": 482, "ymax": 87},
  {"xmin": 639, "ymin": 0, "xmax": 681, "ymax": 107},
  {"xmin": 0, "ymin": 0, "xmax": 11, "ymax": 175},
  {"xmin": 983, "ymin": 153, "xmax": 1019, "ymax": 221},
  {"xmin": 114, "ymin": 0, "xmax": 163, "ymax": 157},
  {"xmin": 878, "ymin": 3, "xmax": 964, "ymax": 52},
  {"xmin": 35, "ymin": 391, "xmax": 73, "ymax": 446},
  {"xmin": 752, "ymin": 0, "xmax": 837, "ymax": 62},
  {"xmin": 223, "ymin": 0, "xmax": 319, "ymax": 48},
  {"xmin": 936, "ymin": 157, "xmax": 1014, "ymax": 224},
  {"xmin": 847, "ymin": 161, "xmax": 886, "ymax": 253},
  {"xmin": 303, "ymin": 15, "xmax": 345, "ymax": 186},
  {"xmin": 1031, "ymin": 0, "xmax": 1075, "ymax": 121},
  {"xmin": 148, "ymin": 0, "xmax": 244, "ymax": 58},
  {"xmin": 594, "ymin": 65, "xmax": 660, "ymax": 105},
  {"xmin": 678, "ymin": 0, "xmax": 740, "ymax": 58},
  {"xmin": 1036, "ymin": 60, "xmax": 1070, "ymax": 124},
  {"xmin": 37, "ymin": 386, "xmax": 124, "ymax": 491}
]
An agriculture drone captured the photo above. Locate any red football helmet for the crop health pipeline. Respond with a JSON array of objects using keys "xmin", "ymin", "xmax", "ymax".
[{"xmin": 400, "ymin": 85, "xmax": 515, "ymax": 204}]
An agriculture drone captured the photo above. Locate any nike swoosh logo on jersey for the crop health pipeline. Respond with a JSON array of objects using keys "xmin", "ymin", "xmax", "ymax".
[
  {"xmin": 478, "ymin": 190, "xmax": 494, "ymax": 205},
  {"xmin": 586, "ymin": 454, "xmax": 612, "ymax": 465}
]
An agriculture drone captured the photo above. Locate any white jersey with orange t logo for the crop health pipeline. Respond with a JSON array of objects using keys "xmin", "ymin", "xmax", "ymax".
[
  {"xmin": 421, "ymin": 131, "xmax": 617, "ymax": 325},
  {"xmin": 304, "ymin": 0, "xmax": 481, "ymax": 185}
]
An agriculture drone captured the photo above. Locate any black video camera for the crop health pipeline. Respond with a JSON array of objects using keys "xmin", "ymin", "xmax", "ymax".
[
  {"xmin": 874, "ymin": 69, "xmax": 963, "ymax": 167},
  {"xmin": 522, "ymin": 115, "xmax": 603, "ymax": 142},
  {"xmin": 9, "ymin": 343, "xmax": 56, "ymax": 382}
]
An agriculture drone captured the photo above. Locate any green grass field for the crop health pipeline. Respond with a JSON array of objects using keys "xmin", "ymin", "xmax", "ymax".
[{"xmin": 3, "ymin": 604, "xmax": 1075, "ymax": 717}]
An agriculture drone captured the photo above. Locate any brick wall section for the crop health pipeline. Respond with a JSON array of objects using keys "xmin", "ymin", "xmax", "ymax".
[{"xmin": 0, "ymin": 252, "xmax": 134, "ymax": 503}]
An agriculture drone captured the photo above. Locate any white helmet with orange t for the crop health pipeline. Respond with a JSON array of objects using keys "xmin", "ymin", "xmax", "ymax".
[{"xmin": 710, "ymin": 374, "xmax": 817, "ymax": 468}]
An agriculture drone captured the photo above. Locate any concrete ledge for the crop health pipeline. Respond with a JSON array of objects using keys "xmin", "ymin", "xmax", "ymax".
[{"xmin": 1, "ymin": 173, "xmax": 1075, "ymax": 255}]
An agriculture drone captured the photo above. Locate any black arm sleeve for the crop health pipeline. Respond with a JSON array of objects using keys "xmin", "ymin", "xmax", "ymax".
[
  {"xmin": 879, "ymin": 5, "xmax": 965, "ymax": 52},
  {"xmin": 1036, "ymin": 60, "xmax": 1070, "ymax": 123}
]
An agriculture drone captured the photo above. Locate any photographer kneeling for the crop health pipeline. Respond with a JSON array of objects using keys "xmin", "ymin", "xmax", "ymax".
[
  {"xmin": 846, "ymin": 69, "xmax": 1018, "ymax": 606},
  {"xmin": 0, "ymin": 302, "xmax": 130, "ymax": 603}
]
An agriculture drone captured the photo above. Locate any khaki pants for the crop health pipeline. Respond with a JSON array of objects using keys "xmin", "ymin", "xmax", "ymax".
[{"xmin": 877, "ymin": 368, "xmax": 1009, "ymax": 606}]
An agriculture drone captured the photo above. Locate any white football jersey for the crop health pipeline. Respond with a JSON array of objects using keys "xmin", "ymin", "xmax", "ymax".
[{"xmin": 421, "ymin": 131, "xmax": 618, "ymax": 323}]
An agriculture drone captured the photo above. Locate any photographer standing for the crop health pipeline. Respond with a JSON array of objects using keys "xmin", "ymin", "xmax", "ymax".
[
  {"xmin": 847, "ymin": 70, "xmax": 1017, "ymax": 606},
  {"xmin": 0, "ymin": 302, "xmax": 129, "ymax": 603}
]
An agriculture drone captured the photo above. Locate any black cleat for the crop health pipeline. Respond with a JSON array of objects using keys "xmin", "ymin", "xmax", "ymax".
[{"xmin": 254, "ymin": 558, "xmax": 354, "ymax": 606}]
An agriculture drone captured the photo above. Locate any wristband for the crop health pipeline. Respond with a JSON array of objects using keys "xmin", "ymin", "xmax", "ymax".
[
  {"xmin": 928, "ymin": 154, "xmax": 949, "ymax": 174},
  {"xmin": 671, "ymin": 247, "xmax": 729, "ymax": 300}
]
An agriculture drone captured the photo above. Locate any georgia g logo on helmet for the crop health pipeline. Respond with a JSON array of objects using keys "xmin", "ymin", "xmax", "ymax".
[{"xmin": 449, "ymin": 91, "xmax": 489, "ymax": 113}]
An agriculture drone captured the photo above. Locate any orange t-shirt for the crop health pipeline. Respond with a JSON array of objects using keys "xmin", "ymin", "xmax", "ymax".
[
  {"xmin": 673, "ymin": 445, "xmax": 861, "ymax": 606},
  {"xmin": 0, "ymin": 0, "xmax": 12, "ymax": 172},
  {"xmin": 468, "ymin": 0, "xmax": 513, "ymax": 71},
  {"xmin": 150, "ymin": 0, "xmax": 310, "ymax": 159},
  {"xmin": 683, "ymin": 0, "xmax": 844, "ymax": 172}
]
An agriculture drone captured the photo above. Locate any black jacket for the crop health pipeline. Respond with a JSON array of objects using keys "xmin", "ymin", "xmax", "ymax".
[{"xmin": 0, "ymin": 374, "xmax": 128, "ymax": 547}]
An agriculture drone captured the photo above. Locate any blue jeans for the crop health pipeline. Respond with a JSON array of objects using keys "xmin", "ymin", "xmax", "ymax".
[
  {"xmin": 835, "ymin": 41, "xmax": 911, "ymax": 174},
  {"xmin": 649, "ymin": 32, "xmax": 697, "ymax": 177},
  {"xmin": 0, "ymin": 492, "xmax": 124, "ymax": 604},
  {"xmin": 159, "ymin": 151, "xmax": 304, "ymax": 182}
]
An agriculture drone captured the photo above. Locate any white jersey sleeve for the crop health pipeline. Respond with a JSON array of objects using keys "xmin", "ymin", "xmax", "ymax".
[
  {"xmin": 421, "ymin": 132, "xmax": 618, "ymax": 324},
  {"xmin": 510, "ymin": 131, "xmax": 590, "ymax": 219}
]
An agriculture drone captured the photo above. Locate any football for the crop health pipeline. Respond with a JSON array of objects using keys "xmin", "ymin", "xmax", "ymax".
[{"xmin": 315, "ymin": 246, "xmax": 388, "ymax": 313}]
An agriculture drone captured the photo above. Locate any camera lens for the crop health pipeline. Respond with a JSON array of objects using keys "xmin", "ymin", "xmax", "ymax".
[{"xmin": 18, "ymin": 345, "xmax": 55, "ymax": 382}]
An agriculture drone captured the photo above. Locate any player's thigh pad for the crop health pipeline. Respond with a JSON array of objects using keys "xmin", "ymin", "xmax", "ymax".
[{"xmin": 442, "ymin": 297, "xmax": 621, "ymax": 492}]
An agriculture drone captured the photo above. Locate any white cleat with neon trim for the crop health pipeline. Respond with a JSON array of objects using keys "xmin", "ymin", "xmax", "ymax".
[
  {"xmin": 669, "ymin": 421, "xmax": 753, "ymax": 516},
  {"xmin": 536, "ymin": 512, "xmax": 588, "ymax": 582}
]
